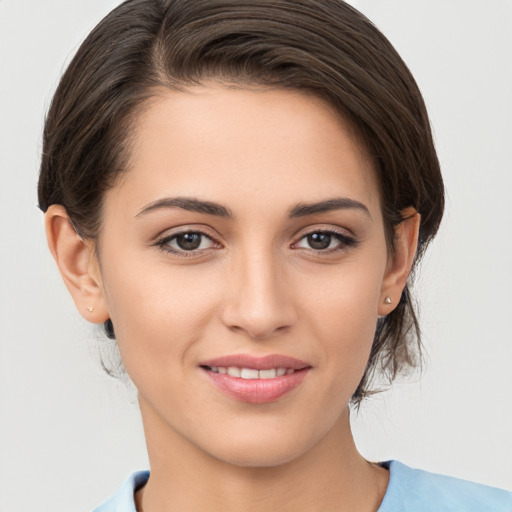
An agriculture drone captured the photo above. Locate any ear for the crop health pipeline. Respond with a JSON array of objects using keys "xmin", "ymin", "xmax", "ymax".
[
  {"xmin": 378, "ymin": 207, "xmax": 421, "ymax": 316},
  {"xmin": 45, "ymin": 205, "xmax": 110, "ymax": 324}
]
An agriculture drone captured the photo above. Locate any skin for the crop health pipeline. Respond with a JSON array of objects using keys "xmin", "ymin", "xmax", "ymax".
[{"xmin": 46, "ymin": 84, "xmax": 419, "ymax": 511}]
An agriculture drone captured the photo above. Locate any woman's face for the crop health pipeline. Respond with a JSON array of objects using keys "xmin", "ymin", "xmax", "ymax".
[{"xmin": 94, "ymin": 84, "xmax": 395, "ymax": 467}]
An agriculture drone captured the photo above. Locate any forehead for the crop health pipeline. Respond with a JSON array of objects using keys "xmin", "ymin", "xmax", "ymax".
[{"xmin": 108, "ymin": 84, "xmax": 381, "ymax": 219}]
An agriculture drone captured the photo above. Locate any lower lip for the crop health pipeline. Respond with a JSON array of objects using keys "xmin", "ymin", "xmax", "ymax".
[{"xmin": 202, "ymin": 368, "xmax": 310, "ymax": 404}]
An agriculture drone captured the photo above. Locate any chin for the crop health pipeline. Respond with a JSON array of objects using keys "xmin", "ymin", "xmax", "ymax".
[
  {"xmin": 202, "ymin": 423, "xmax": 327, "ymax": 469},
  {"xmin": 213, "ymin": 444, "xmax": 307, "ymax": 469}
]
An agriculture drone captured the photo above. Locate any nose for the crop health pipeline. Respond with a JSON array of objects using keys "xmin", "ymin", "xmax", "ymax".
[{"xmin": 220, "ymin": 250, "xmax": 297, "ymax": 340}]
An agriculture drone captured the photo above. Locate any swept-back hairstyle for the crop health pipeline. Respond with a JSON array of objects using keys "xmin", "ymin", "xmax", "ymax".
[{"xmin": 38, "ymin": 0, "xmax": 444, "ymax": 404}]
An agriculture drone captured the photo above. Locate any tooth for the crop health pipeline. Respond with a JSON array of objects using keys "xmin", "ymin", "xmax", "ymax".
[
  {"xmin": 240, "ymin": 368, "xmax": 259, "ymax": 379},
  {"xmin": 286, "ymin": 369, "xmax": 294, "ymax": 375},
  {"xmin": 259, "ymin": 369, "xmax": 277, "ymax": 379},
  {"xmin": 277, "ymin": 368, "xmax": 287, "ymax": 377},
  {"xmin": 218, "ymin": 367, "xmax": 227, "ymax": 374},
  {"xmin": 211, "ymin": 366, "xmax": 219, "ymax": 373},
  {"xmin": 227, "ymin": 367, "xmax": 241, "ymax": 377}
]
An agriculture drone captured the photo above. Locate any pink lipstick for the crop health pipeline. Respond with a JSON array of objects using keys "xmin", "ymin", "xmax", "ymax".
[{"xmin": 200, "ymin": 354, "xmax": 311, "ymax": 404}]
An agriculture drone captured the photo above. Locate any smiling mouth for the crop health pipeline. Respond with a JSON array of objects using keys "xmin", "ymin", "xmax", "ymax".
[
  {"xmin": 201, "ymin": 367, "xmax": 310, "ymax": 403},
  {"xmin": 202, "ymin": 366, "xmax": 297, "ymax": 379}
]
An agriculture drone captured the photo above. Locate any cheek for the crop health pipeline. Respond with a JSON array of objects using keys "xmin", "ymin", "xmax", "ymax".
[
  {"xmin": 299, "ymin": 258, "xmax": 384, "ymax": 385},
  {"xmin": 99, "ymin": 254, "xmax": 222, "ymax": 377},
  {"xmin": 303, "ymin": 255, "xmax": 384, "ymax": 330}
]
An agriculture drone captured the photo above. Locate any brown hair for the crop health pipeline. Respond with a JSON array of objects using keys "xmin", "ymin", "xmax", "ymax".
[{"xmin": 38, "ymin": 0, "xmax": 444, "ymax": 404}]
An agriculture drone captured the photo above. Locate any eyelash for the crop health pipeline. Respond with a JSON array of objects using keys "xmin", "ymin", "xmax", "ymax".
[
  {"xmin": 155, "ymin": 228, "xmax": 358, "ymax": 257},
  {"xmin": 155, "ymin": 230, "xmax": 219, "ymax": 257},
  {"xmin": 292, "ymin": 229, "xmax": 359, "ymax": 254}
]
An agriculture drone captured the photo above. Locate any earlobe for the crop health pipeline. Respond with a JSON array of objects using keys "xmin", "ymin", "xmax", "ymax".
[
  {"xmin": 45, "ymin": 205, "xmax": 110, "ymax": 324},
  {"xmin": 378, "ymin": 208, "xmax": 420, "ymax": 316}
]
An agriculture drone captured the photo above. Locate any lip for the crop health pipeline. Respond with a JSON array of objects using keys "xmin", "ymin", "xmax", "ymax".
[
  {"xmin": 200, "ymin": 354, "xmax": 310, "ymax": 371},
  {"xmin": 200, "ymin": 354, "xmax": 311, "ymax": 404}
]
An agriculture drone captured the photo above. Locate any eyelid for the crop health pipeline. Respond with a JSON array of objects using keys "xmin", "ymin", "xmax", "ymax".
[
  {"xmin": 152, "ymin": 224, "xmax": 358, "ymax": 257},
  {"xmin": 291, "ymin": 226, "xmax": 359, "ymax": 252},
  {"xmin": 154, "ymin": 225, "xmax": 223, "ymax": 256}
]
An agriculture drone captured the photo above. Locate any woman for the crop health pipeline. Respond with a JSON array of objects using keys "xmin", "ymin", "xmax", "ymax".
[{"xmin": 37, "ymin": 0, "xmax": 511, "ymax": 510}]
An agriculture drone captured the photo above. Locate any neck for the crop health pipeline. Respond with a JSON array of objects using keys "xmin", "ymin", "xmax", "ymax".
[{"xmin": 136, "ymin": 402, "xmax": 388, "ymax": 512}]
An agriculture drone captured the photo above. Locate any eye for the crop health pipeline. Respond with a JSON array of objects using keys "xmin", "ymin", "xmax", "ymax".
[
  {"xmin": 157, "ymin": 230, "xmax": 218, "ymax": 255},
  {"xmin": 294, "ymin": 230, "xmax": 358, "ymax": 252}
]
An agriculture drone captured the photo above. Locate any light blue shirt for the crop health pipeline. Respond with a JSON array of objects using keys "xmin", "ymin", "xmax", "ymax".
[{"xmin": 93, "ymin": 461, "xmax": 512, "ymax": 511}]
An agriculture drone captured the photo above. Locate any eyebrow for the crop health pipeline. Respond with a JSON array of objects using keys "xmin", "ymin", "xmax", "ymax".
[
  {"xmin": 136, "ymin": 196, "xmax": 370, "ymax": 219},
  {"xmin": 136, "ymin": 197, "xmax": 233, "ymax": 218},
  {"xmin": 289, "ymin": 197, "xmax": 371, "ymax": 219}
]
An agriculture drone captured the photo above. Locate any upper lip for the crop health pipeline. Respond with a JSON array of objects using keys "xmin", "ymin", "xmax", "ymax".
[{"xmin": 200, "ymin": 354, "xmax": 311, "ymax": 370}]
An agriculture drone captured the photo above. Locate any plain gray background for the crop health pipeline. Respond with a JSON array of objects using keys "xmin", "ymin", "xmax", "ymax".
[{"xmin": 0, "ymin": 0, "xmax": 511, "ymax": 510}]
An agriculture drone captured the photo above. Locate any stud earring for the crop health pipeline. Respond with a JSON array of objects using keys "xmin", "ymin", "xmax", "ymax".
[
  {"xmin": 86, "ymin": 306, "xmax": 94, "ymax": 313},
  {"xmin": 384, "ymin": 296, "xmax": 392, "ymax": 305}
]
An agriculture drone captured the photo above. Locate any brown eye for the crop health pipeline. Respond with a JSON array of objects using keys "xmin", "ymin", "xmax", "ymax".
[
  {"xmin": 307, "ymin": 232, "xmax": 332, "ymax": 250},
  {"xmin": 176, "ymin": 233, "xmax": 203, "ymax": 250},
  {"xmin": 294, "ymin": 230, "xmax": 358, "ymax": 253},
  {"xmin": 157, "ymin": 231, "xmax": 217, "ymax": 255}
]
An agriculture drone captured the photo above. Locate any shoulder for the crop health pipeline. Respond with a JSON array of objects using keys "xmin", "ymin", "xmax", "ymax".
[
  {"xmin": 93, "ymin": 471, "xmax": 149, "ymax": 512},
  {"xmin": 378, "ymin": 461, "xmax": 512, "ymax": 512}
]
